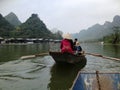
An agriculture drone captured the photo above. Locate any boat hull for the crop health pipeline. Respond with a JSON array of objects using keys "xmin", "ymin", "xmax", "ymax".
[{"xmin": 49, "ymin": 52, "xmax": 87, "ymax": 65}]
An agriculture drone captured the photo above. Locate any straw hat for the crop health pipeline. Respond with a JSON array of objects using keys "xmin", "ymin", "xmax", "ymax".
[{"xmin": 62, "ymin": 33, "xmax": 72, "ymax": 39}]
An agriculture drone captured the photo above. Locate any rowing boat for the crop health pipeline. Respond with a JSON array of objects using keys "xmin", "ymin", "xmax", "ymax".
[
  {"xmin": 71, "ymin": 71, "xmax": 120, "ymax": 90},
  {"xmin": 49, "ymin": 51, "xmax": 87, "ymax": 65}
]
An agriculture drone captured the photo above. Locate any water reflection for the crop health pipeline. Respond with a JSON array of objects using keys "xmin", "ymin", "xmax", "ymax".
[
  {"xmin": 48, "ymin": 63, "xmax": 86, "ymax": 90},
  {"xmin": 0, "ymin": 43, "xmax": 49, "ymax": 62},
  {"xmin": 0, "ymin": 57, "xmax": 51, "ymax": 90},
  {"xmin": 103, "ymin": 45, "xmax": 120, "ymax": 58},
  {"xmin": 0, "ymin": 43, "xmax": 120, "ymax": 90}
]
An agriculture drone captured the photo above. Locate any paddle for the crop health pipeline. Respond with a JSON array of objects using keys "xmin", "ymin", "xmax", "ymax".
[
  {"xmin": 20, "ymin": 52, "xmax": 49, "ymax": 60},
  {"xmin": 85, "ymin": 52, "xmax": 120, "ymax": 61}
]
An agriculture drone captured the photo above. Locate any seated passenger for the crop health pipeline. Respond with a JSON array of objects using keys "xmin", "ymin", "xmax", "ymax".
[
  {"xmin": 60, "ymin": 33, "xmax": 74, "ymax": 54},
  {"xmin": 75, "ymin": 41, "xmax": 83, "ymax": 55},
  {"xmin": 73, "ymin": 38, "xmax": 78, "ymax": 51}
]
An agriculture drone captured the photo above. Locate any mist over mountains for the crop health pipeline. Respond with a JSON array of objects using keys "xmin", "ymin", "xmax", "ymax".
[
  {"xmin": 5, "ymin": 12, "xmax": 21, "ymax": 26},
  {"xmin": 0, "ymin": 12, "xmax": 120, "ymax": 41},
  {"xmin": 72, "ymin": 15, "xmax": 120, "ymax": 42}
]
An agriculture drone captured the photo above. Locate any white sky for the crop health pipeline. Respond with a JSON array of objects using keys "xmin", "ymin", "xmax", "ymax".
[{"xmin": 0, "ymin": 0, "xmax": 120, "ymax": 33}]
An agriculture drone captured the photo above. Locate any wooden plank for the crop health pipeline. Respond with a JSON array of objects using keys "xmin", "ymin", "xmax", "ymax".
[
  {"xmin": 85, "ymin": 52, "xmax": 120, "ymax": 61},
  {"xmin": 20, "ymin": 55, "xmax": 36, "ymax": 59},
  {"xmin": 71, "ymin": 72, "xmax": 120, "ymax": 90},
  {"xmin": 20, "ymin": 53, "xmax": 49, "ymax": 59}
]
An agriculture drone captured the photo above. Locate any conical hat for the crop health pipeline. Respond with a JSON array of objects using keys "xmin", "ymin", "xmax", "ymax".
[{"xmin": 62, "ymin": 33, "xmax": 72, "ymax": 39}]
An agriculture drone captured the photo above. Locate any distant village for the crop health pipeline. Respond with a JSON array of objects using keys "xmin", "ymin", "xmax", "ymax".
[{"xmin": 0, "ymin": 37, "xmax": 61, "ymax": 44}]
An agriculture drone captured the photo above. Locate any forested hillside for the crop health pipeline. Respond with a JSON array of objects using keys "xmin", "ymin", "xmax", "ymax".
[
  {"xmin": 72, "ymin": 15, "xmax": 120, "ymax": 42},
  {"xmin": 0, "ymin": 14, "xmax": 15, "ymax": 38},
  {"xmin": 5, "ymin": 12, "xmax": 21, "ymax": 26},
  {"xmin": 0, "ymin": 13, "xmax": 62, "ymax": 39},
  {"xmin": 103, "ymin": 26, "xmax": 120, "ymax": 44},
  {"xmin": 13, "ymin": 14, "xmax": 54, "ymax": 38}
]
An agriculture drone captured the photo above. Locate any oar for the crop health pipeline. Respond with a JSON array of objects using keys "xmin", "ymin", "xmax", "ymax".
[
  {"xmin": 20, "ymin": 52, "xmax": 49, "ymax": 60},
  {"xmin": 85, "ymin": 52, "xmax": 120, "ymax": 61}
]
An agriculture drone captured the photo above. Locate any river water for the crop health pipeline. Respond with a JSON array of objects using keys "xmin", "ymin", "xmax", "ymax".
[{"xmin": 0, "ymin": 42, "xmax": 120, "ymax": 90}]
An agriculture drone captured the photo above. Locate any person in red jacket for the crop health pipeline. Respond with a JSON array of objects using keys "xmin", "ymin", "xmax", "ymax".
[{"xmin": 60, "ymin": 33, "xmax": 74, "ymax": 54}]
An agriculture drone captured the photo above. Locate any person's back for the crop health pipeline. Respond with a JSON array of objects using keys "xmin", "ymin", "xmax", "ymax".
[
  {"xmin": 61, "ymin": 39, "xmax": 73, "ymax": 53},
  {"xmin": 73, "ymin": 38, "xmax": 78, "ymax": 51},
  {"xmin": 60, "ymin": 33, "xmax": 74, "ymax": 54},
  {"xmin": 73, "ymin": 38, "xmax": 78, "ymax": 45},
  {"xmin": 75, "ymin": 42, "xmax": 82, "ymax": 55}
]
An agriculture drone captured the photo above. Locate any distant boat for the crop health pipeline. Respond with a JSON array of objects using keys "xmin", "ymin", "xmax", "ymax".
[
  {"xmin": 101, "ymin": 41, "xmax": 104, "ymax": 45},
  {"xmin": 49, "ymin": 51, "xmax": 87, "ymax": 66}
]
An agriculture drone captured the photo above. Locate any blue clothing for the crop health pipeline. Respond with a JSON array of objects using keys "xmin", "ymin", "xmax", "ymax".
[
  {"xmin": 76, "ymin": 46, "xmax": 82, "ymax": 52},
  {"xmin": 75, "ymin": 45, "xmax": 82, "ymax": 55}
]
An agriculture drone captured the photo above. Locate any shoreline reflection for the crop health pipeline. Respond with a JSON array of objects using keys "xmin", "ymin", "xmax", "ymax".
[{"xmin": 48, "ymin": 63, "xmax": 86, "ymax": 90}]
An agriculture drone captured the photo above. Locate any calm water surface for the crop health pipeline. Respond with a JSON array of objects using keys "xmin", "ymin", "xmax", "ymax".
[{"xmin": 0, "ymin": 42, "xmax": 120, "ymax": 90}]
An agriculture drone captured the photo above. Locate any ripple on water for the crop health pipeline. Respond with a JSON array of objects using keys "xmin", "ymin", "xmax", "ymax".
[
  {"xmin": 82, "ymin": 55, "xmax": 120, "ymax": 72},
  {"xmin": 0, "ymin": 56, "xmax": 53, "ymax": 81}
]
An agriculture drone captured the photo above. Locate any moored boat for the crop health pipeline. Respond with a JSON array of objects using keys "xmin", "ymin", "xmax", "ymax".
[{"xmin": 49, "ymin": 51, "xmax": 87, "ymax": 65}]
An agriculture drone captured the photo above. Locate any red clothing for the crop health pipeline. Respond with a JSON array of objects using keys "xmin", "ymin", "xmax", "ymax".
[{"xmin": 60, "ymin": 39, "xmax": 74, "ymax": 54}]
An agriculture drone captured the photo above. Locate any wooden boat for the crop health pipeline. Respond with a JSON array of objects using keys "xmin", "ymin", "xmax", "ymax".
[
  {"xmin": 49, "ymin": 51, "xmax": 87, "ymax": 65},
  {"xmin": 71, "ymin": 71, "xmax": 120, "ymax": 90}
]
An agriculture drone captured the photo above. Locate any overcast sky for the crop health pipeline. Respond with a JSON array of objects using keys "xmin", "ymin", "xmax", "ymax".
[{"xmin": 0, "ymin": 0, "xmax": 120, "ymax": 33}]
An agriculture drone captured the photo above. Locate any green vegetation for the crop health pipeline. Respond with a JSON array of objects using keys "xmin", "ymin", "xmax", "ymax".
[
  {"xmin": 5, "ymin": 12, "xmax": 21, "ymax": 26},
  {"xmin": 0, "ymin": 14, "xmax": 15, "ymax": 38},
  {"xmin": 0, "ymin": 13, "xmax": 62, "ymax": 39},
  {"xmin": 103, "ymin": 26, "xmax": 120, "ymax": 44},
  {"xmin": 13, "ymin": 14, "xmax": 54, "ymax": 38},
  {"xmin": 53, "ymin": 30, "xmax": 63, "ymax": 39}
]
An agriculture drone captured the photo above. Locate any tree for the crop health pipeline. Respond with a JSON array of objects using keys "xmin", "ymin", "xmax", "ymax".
[
  {"xmin": 112, "ymin": 26, "xmax": 120, "ymax": 44},
  {"xmin": 0, "ymin": 14, "xmax": 15, "ymax": 38},
  {"xmin": 54, "ymin": 30, "xmax": 63, "ymax": 39}
]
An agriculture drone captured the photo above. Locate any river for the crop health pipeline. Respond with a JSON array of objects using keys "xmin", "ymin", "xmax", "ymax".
[{"xmin": 0, "ymin": 42, "xmax": 120, "ymax": 90}]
